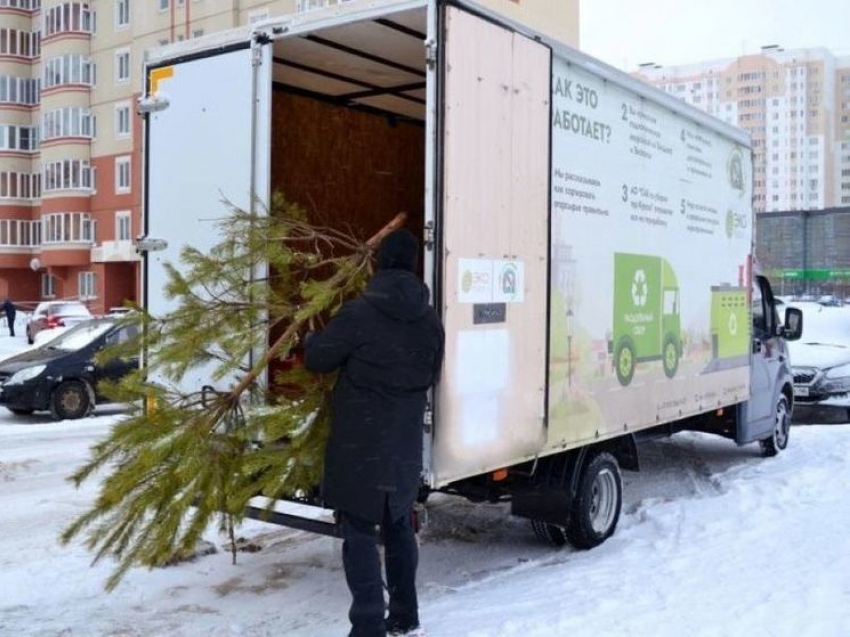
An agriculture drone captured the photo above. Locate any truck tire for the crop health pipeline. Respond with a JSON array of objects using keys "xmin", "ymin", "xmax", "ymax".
[
  {"xmin": 614, "ymin": 337, "xmax": 636, "ymax": 386},
  {"xmin": 530, "ymin": 519, "xmax": 568, "ymax": 547},
  {"xmin": 760, "ymin": 394, "xmax": 790, "ymax": 457},
  {"xmin": 662, "ymin": 334, "xmax": 679, "ymax": 379},
  {"xmin": 7, "ymin": 407, "xmax": 34, "ymax": 416},
  {"xmin": 564, "ymin": 452, "xmax": 623, "ymax": 549},
  {"xmin": 50, "ymin": 380, "xmax": 92, "ymax": 420}
]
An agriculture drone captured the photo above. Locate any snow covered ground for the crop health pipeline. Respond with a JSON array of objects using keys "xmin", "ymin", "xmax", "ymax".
[{"xmin": 0, "ymin": 334, "xmax": 849, "ymax": 636}]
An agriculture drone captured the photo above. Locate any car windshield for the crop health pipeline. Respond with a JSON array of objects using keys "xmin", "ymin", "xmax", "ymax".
[
  {"xmin": 45, "ymin": 322, "xmax": 113, "ymax": 351},
  {"xmin": 50, "ymin": 303, "xmax": 90, "ymax": 316}
]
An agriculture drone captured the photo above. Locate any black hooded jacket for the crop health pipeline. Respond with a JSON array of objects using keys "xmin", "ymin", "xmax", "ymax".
[{"xmin": 304, "ymin": 269, "xmax": 444, "ymax": 522}]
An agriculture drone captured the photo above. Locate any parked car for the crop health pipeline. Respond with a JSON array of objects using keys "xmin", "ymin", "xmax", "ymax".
[
  {"xmin": 788, "ymin": 303, "xmax": 850, "ymax": 406},
  {"xmin": 0, "ymin": 318, "xmax": 139, "ymax": 419},
  {"xmin": 26, "ymin": 301, "xmax": 93, "ymax": 344}
]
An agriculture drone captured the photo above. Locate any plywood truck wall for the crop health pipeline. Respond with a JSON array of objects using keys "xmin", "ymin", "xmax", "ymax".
[{"xmin": 270, "ymin": 91, "xmax": 425, "ymax": 239}]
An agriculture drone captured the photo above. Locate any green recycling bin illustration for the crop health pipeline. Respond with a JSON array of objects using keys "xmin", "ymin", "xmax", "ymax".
[
  {"xmin": 611, "ymin": 253, "xmax": 682, "ymax": 386},
  {"xmin": 702, "ymin": 285, "xmax": 750, "ymax": 373}
]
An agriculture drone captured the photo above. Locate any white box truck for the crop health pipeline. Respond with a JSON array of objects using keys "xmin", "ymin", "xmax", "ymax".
[{"xmin": 139, "ymin": 0, "xmax": 802, "ymax": 547}]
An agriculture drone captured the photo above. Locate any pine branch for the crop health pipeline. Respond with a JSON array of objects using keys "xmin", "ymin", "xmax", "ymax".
[{"xmin": 62, "ymin": 195, "xmax": 407, "ymax": 590}]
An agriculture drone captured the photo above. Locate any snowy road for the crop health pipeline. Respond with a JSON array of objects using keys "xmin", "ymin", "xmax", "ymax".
[
  {"xmin": 1, "ymin": 414, "xmax": 849, "ymax": 636},
  {"xmin": 0, "ymin": 335, "xmax": 849, "ymax": 636}
]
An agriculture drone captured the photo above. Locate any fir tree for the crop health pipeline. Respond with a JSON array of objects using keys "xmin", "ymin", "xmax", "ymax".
[{"xmin": 61, "ymin": 194, "xmax": 406, "ymax": 590}]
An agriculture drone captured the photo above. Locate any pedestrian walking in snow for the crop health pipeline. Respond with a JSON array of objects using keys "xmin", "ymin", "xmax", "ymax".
[
  {"xmin": 3, "ymin": 298, "xmax": 16, "ymax": 337},
  {"xmin": 305, "ymin": 229, "xmax": 444, "ymax": 637}
]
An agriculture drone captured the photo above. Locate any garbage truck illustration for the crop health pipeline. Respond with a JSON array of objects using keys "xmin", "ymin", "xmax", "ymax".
[{"xmin": 610, "ymin": 253, "xmax": 682, "ymax": 386}]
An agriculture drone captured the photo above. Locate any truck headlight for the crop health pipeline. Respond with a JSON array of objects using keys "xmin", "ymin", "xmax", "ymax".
[{"xmin": 6, "ymin": 365, "xmax": 47, "ymax": 386}]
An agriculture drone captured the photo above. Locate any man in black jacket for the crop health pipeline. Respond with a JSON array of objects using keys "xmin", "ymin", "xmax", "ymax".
[
  {"xmin": 305, "ymin": 229, "xmax": 444, "ymax": 637},
  {"xmin": 3, "ymin": 298, "xmax": 16, "ymax": 337}
]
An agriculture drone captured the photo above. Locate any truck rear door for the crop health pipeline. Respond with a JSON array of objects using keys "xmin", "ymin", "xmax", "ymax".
[
  {"xmin": 432, "ymin": 5, "xmax": 551, "ymax": 485},
  {"xmin": 142, "ymin": 42, "xmax": 272, "ymax": 394}
]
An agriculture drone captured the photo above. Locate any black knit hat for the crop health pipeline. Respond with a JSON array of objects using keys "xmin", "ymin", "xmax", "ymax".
[{"xmin": 377, "ymin": 228, "xmax": 419, "ymax": 272}]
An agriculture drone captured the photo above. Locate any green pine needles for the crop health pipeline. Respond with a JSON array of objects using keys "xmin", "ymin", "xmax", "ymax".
[{"xmin": 61, "ymin": 195, "xmax": 404, "ymax": 590}]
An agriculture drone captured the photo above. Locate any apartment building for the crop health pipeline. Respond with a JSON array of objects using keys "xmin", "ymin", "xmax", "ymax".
[
  {"xmin": 0, "ymin": 0, "xmax": 578, "ymax": 313},
  {"xmin": 635, "ymin": 47, "xmax": 850, "ymax": 215}
]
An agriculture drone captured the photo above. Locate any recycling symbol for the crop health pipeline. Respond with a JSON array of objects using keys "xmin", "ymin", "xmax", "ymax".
[
  {"xmin": 631, "ymin": 269, "xmax": 648, "ymax": 307},
  {"xmin": 728, "ymin": 312, "xmax": 738, "ymax": 336}
]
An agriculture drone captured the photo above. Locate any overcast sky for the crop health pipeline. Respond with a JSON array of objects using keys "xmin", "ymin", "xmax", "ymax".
[{"xmin": 581, "ymin": 0, "xmax": 850, "ymax": 71}]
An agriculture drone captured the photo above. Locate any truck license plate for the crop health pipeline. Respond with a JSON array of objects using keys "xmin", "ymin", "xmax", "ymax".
[{"xmin": 794, "ymin": 385, "xmax": 810, "ymax": 397}]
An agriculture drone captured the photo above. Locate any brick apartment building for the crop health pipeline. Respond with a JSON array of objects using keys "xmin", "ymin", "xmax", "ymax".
[{"xmin": 0, "ymin": 0, "xmax": 578, "ymax": 314}]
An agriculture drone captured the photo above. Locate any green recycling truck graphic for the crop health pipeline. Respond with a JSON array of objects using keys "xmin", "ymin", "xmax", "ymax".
[{"xmin": 611, "ymin": 253, "xmax": 682, "ymax": 386}]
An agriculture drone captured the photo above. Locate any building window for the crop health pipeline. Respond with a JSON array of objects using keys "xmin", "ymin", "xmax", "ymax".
[
  {"xmin": 115, "ymin": 49, "xmax": 130, "ymax": 83},
  {"xmin": 79, "ymin": 271, "xmax": 97, "ymax": 300},
  {"xmin": 0, "ymin": 28, "xmax": 41, "ymax": 58},
  {"xmin": 0, "ymin": 76, "xmax": 40, "ymax": 105},
  {"xmin": 115, "ymin": 156, "xmax": 131, "ymax": 193},
  {"xmin": 116, "ymin": 210, "xmax": 131, "ymax": 241},
  {"xmin": 0, "ymin": 172, "xmax": 40, "ymax": 200},
  {"xmin": 43, "ymin": 3, "xmax": 94, "ymax": 38},
  {"xmin": 41, "ymin": 274, "xmax": 56, "ymax": 298},
  {"xmin": 42, "ymin": 160, "xmax": 92, "ymax": 192},
  {"xmin": 158, "ymin": 0, "xmax": 168, "ymax": 10},
  {"xmin": 0, "ymin": 125, "xmax": 39, "ymax": 152},
  {"xmin": 115, "ymin": 102, "xmax": 130, "ymax": 137},
  {"xmin": 116, "ymin": 0, "xmax": 129, "ymax": 27},
  {"xmin": 42, "ymin": 212, "xmax": 94, "ymax": 244},
  {"xmin": 42, "ymin": 108, "xmax": 95, "ymax": 141},
  {"xmin": 43, "ymin": 55, "xmax": 96, "ymax": 88},
  {"xmin": 192, "ymin": 29, "xmax": 203, "ymax": 38}
]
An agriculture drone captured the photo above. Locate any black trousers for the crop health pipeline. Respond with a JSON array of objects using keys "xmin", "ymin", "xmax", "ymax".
[
  {"xmin": 6, "ymin": 316, "xmax": 13, "ymax": 337},
  {"xmin": 340, "ymin": 498, "xmax": 419, "ymax": 637}
]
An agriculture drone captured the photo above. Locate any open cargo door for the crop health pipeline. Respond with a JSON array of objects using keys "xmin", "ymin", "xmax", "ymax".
[
  {"xmin": 433, "ymin": 6, "xmax": 551, "ymax": 485},
  {"xmin": 142, "ymin": 43, "xmax": 272, "ymax": 394}
]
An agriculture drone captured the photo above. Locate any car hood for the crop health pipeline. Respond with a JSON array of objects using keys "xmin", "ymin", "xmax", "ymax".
[
  {"xmin": 790, "ymin": 342, "xmax": 850, "ymax": 371},
  {"xmin": 0, "ymin": 347, "xmax": 71, "ymax": 374}
]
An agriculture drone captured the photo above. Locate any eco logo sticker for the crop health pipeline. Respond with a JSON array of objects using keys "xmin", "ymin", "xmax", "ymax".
[
  {"xmin": 725, "ymin": 210, "xmax": 734, "ymax": 238},
  {"xmin": 461, "ymin": 269, "xmax": 473, "ymax": 294},
  {"xmin": 631, "ymin": 269, "xmax": 648, "ymax": 307},
  {"xmin": 500, "ymin": 263, "xmax": 519, "ymax": 300},
  {"xmin": 728, "ymin": 146, "xmax": 745, "ymax": 195},
  {"xmin": 728, "ymin": 311, "xmax": 738, "ymax": 336}
]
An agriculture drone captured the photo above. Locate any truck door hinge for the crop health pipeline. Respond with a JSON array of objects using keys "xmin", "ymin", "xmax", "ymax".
[
  {"xmin": 423, "ymin": 221, "xmax": 436, "ymax": 251},
  {"xmin": 425, "ymin": 39, "xmax": 437, "ymax": 70}
]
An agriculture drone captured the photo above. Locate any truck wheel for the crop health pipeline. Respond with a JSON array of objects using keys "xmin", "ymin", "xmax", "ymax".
[
  {"xmin": 614, "ymin": 337, "xmax": 636, "ymax": 386},
  {"xmin": 760, "ymin": 394, "xmax": 790, "ymax": 457},
  {"xmin": 530, "ymin": 519, "xmax": 568, "ymax": 547},
  {"xmin": 564, "ymin": 452, "xmax": 623, "ymax": 549},
  {"xmin": 50, "ymin": 380, "xmax": 92, "ymax": 420},
  {"xmin": 662, "ymin": 335, "xmax": 679, "ymax": 379}
]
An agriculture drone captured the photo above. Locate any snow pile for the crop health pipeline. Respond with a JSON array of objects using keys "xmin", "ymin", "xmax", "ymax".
[{"xmin": 0, "ymin": 412, "xmax": 848, "ymax": 636}]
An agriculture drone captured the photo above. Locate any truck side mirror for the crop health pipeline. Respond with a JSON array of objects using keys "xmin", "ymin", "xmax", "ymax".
[{"xmin": 782, "ymin": 307, "xmax": 803, "ymax": 341}]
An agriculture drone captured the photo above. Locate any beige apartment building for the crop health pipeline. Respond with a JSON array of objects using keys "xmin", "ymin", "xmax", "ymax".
[
  {"xmin": 635, "ymin": 46, "xmax": 850, "ymax": 215},
  {"xmin": 0, "ymin": 0, "xmax": 578, "ymax": 312}
]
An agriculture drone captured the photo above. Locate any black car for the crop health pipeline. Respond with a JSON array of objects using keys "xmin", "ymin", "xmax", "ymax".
[{"xmin": 0, "ymin": 318, "xmax": 139, "ymax": 420}]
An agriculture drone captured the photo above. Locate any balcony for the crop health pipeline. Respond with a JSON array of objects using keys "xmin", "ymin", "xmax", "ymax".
[{"xmin": 91, "ymin": 239, "xmax": 139, "ymax": 263}]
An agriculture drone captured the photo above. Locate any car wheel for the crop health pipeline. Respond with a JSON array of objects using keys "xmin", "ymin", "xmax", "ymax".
[
  {"xmin": 50, "ymin": 380, "xmax": 92, "ymax": 421},
  {"xmin": 760, "ymin": 394, "xmax": 790, "ymax": 457},
  {"xmin": 6, "ymin": 407, "xmax": 34, "ymax": 416}
]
